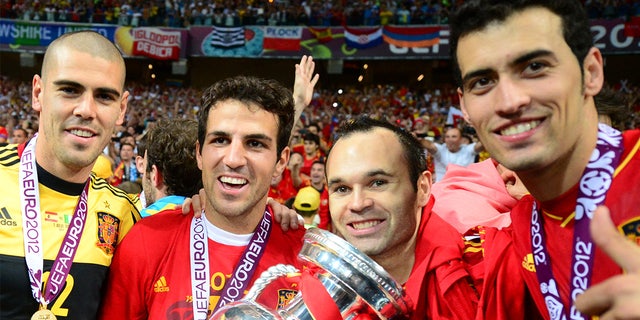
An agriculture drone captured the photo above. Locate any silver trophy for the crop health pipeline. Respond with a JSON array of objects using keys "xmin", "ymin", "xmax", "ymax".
[{"xmin": 210, "ymin": 228, "xmax": 412, "ymax": 319}]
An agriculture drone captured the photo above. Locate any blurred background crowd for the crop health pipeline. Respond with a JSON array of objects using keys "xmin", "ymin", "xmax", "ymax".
[
  {"xmin": 1, "ymin": 73, "xmax": 638, "ymax": 148},
  {"xmin": 2, "ymin": 0, "xmax": 640, "ymax": 28}
]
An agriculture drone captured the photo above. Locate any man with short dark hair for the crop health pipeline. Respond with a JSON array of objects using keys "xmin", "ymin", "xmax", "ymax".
[
  {"xmin": 449, "ymin": 0, "xmax": 640, "ymax": 318},
  {"xmin": 300, "ymin": 160, "xmax": 330, "ymax": 231},
  {"xmin": 421, "ymin": 126, "xmax": 483, "ymax": 182},
  {"xmin": 110, "ymin": 141, "xmax": 138, "ymax": 187},
  {"xmin": 326, "ymin": 116, "xmax": 479, "ymax": 319},
  {"xmin": 101, "ymin": 76, "xmax": 307, "ymax": 319},
  {"xmin": 292, "ymin": 132, "xmax": 323, "ymax": 180},
  {"xmin": 11, "ymin": 127, "xmax": 28, "ymax": 145}
]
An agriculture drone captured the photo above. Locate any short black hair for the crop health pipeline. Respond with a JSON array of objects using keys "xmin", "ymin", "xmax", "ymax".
[
  {"xmin": 449, "ymin": 0, "xmax": 593, "ymax": 88},
  {"xmin": 198, "ymin": 76, "xmax": 294, "ymax": 157},
  {"xmin": 303, "ymin": 132, "xmax": 320, "ymax": 146},
  {"xmin": 329, "ymin": 116, "xmax": 426, "ymax": 192}
]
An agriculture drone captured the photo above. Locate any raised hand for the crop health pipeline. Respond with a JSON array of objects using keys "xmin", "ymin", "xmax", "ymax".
[{"xmin": 293, "ymin": 55, "xmax": 319, "ymax": 129}]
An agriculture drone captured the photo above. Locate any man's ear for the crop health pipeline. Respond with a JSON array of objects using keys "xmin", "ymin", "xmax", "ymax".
[
  {"xmin": 458, "ymin": 87, "xmax": 473, "ymax": 125},
  {"xmin": 416, "ymin": 170, "xmax": 432, "ymax": 207},
  {"xmin": 583, "ymin": 47, "xmax": 604, "ymax": 98},
  {"xmin": 150, "ymin": 165, "xmax": 163, "ymax": 188},
  {"xmin": 116, "ymin": 91, "xmax": 129, "ymax": 126},
  {"xmin": 135, "ymin": 154, "xmax": 145, "ymax": 174},
  {"xmin": 196, "ymin": 141, "xmax": 203, "ymax": 170},
  {"xmin": 31, "ymin": 75, "xmax": 43, "ymax": 112},
  {"xmin": 273, "ymin": 147, "xmax": 291, "ymax": 180}
]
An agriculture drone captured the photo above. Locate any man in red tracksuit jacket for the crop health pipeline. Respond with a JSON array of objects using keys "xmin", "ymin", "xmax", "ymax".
[
  {"xmin": 326, "ymin": 116, "xmax": 479, "ymax": 319},
  {"xmin": 449, "ymin": 0, "xmax": 640, "ymax": 318}
]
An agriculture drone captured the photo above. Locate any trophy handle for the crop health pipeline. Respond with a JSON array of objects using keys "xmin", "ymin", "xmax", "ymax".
[{"xmin": 243, "ymin": 264, "xmax": 300, "ymax": 302}]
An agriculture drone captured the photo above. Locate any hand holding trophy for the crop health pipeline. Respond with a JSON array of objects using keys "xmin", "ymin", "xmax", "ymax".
[{"xmin": 210, "ymin": 228, "xmax": 413, "ymax": 319}]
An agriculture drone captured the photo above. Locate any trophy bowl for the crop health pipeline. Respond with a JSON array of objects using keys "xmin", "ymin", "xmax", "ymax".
[
  {"xmin": 210, "ymin": 228, "xmax": 412, "ymax": 320},
  {"xmin": 297, "ymin": 227, "xmax": 411, "ymax": 319}
]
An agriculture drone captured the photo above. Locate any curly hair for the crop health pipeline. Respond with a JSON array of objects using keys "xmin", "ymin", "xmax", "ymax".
[{"xmin": 145, "ymin": 118, "xmax": 202, "ymax": 197}]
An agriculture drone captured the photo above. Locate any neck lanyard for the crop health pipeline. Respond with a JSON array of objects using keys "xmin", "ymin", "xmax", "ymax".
[
  {"xmin": 531, "ymin": 124, "xmax": 623, "ymax": 320},
  {"xmin": 189, "ymin": 207, "xmax": 273, "ymax": 319},
  {"xmin": 20, "ymin": 134, "xmax": 91, "ymax": 313}
]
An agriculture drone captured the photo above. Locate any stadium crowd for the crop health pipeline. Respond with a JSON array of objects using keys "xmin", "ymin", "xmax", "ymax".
[
  {"xmin": 1, "ymin": 73, "xmax": 638, "ymax": 165},
  {"xmin": 2, "ymin": 0, "xmax": 640, "ymax": 28},
  {"xmin": 1, "ymin": 74, "xmax": 638, "ymax": 142},
  {"xmin": 0, "ymin": 32, "xmax": 638, "ymax": 219}
]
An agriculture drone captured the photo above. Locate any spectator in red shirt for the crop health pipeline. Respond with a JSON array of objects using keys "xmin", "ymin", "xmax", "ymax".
[
  {"xmin": 292, "ymin": 132, "xmax": 323, "ymax": 180},
  {"xmin": 300, "ymin": 160, "xmax": 331, "ymax": 231}
]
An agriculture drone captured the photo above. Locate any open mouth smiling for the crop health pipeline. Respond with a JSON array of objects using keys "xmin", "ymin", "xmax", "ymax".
[
  {"xmin": 350, "ymin": 220, "xmax": 383, "ymax": 230},
  {"xmin": 219, "ymin": 176, "xmax": 247, "ymax": 189},
  {"xmin": 69, "ymin": 129, "xmax": 95, "ymax": 138},
  {"xmin": 498, "ymin": 120, "xmax": 541, "ymax": 136}
]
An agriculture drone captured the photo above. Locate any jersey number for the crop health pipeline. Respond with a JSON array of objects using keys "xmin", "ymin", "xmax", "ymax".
[{"xmin": 42, "ymin": 272, "xmax": 74, "ymax": 317}]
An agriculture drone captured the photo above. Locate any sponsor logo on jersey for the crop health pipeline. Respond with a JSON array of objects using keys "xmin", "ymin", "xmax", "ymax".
[
  {"xmin": 619, "ymin": 217, "xmax": 640, "ymax": 245},
  {"xmin": 96, "ymin": 212, "xmax": 120, "ymax": 255},
  {"xmin": 0, "ymin": 207, "xmax": 17, "ymax": 227},
  {"xmin": 154, "ymin": 276, "xmax": 170, "ymax": 293},
  {"xmin": 277, "ymin": 289, "xmax": 297, "ymax": 309}
]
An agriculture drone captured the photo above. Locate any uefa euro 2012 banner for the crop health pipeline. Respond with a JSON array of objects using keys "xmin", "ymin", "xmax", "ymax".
[{"xmin": 1, "ymin": 19, "xmax": 639, "ymax": 60}]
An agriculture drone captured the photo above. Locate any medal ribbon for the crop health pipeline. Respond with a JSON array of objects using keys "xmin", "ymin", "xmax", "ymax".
[
  {"xmin": 189, "ymin": 207, "xmax": 273, "ymax": 319},
  {"xmin": 20, "ymin": 134, "xmax": 91, "ymax": 308},
  {"xmin": 189, "ymin": 216, "xmax": 210, "ymax": 320},
  {"xmin": 531, "ymin": 124, "xmax": 623, "ymax": 320}
]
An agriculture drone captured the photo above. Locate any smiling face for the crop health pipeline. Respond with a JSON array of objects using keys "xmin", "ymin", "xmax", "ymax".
[
  {"xmin": 326, "ymin": 127, "xmax": 427, "ymax": 261},
  {"xmin": 196, "ymin": 99, "xmax": 289, "ymax": 233},
  {"xmin": 32, "ymin": 44, "xmax": 127, "ymax": 182},
  {"xmin": 443, "ymin": 127, "xmax": 463, "ymax": 152},
  {"xmin": 309, "ymin": 162, "xmax": 325, "ymax": 187},
  {"xmin": 456, "ymin": 7, "xmax": 602, "ymax": 181}
]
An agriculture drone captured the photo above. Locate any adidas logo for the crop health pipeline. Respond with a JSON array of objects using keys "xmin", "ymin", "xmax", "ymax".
[
  {"xmin": 0, "ymin": 207, "xmax": 17, "ymax": 227},
  {"xmin": 154, "ymin": 276, "xmax": 170, "ymax": 293}
]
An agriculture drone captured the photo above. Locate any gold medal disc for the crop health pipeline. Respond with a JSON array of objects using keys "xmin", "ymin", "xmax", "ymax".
[{"xmin": 31, "ymin": 309, "xmax": 57, "ymax": 320}]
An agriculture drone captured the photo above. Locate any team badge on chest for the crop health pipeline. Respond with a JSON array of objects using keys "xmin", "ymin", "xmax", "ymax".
[
  {"xmin": 619, "ymin": 217, "xmax": 640, "ymax": 245},
  {"xmin": 96, "ymin": 212, "xmax": 120, "ymax": 255}
]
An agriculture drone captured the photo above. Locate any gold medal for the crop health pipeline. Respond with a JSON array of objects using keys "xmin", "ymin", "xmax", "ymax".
[{"xmin": 31, "ymin": 308, "xmax": 57, "ymax": 320}]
